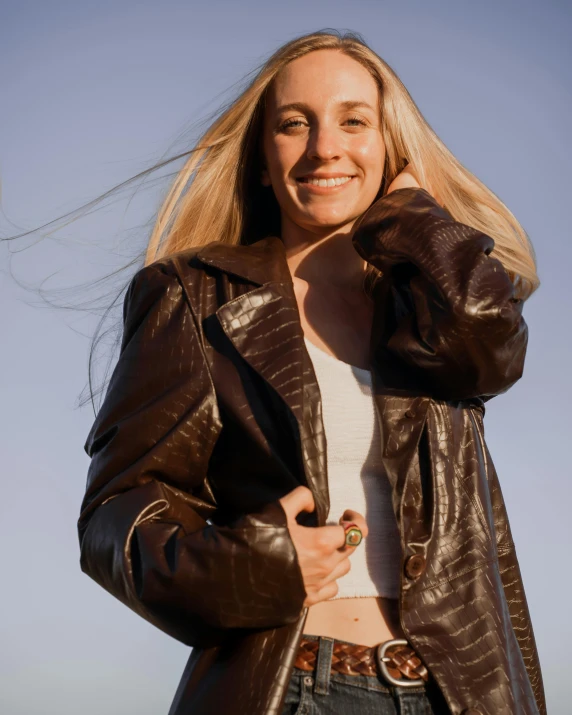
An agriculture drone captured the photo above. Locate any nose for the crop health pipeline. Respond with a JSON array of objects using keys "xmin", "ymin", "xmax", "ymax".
[{"xmin": 306, "ymin": 123, "xmax": 342, "ymax": 162}]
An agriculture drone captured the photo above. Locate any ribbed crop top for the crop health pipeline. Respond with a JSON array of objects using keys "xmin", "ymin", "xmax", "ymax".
[{"xmin": 304, "ymin": 336, "xmax": 402, "ymax": 600}]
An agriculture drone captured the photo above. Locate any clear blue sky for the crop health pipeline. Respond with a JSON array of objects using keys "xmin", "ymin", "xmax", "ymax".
[{"xmin": 1, "ymin": 1, "xmax": 570, "ymax": 713}]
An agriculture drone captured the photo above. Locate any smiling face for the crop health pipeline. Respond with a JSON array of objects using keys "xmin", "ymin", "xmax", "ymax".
[{"xmin": 261, "ymin": 49, "xmax": 386, "ymax": 240}]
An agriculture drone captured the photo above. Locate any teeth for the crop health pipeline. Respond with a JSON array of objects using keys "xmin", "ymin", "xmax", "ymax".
[{"xmin": 301, "ymin": 176, "xmax": 353, "ymax": 187}]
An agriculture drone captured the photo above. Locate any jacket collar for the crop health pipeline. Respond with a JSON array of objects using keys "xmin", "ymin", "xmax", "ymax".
[{"xmin": 196, "ymin": 235, "xmax": 292, "ymax": 286}]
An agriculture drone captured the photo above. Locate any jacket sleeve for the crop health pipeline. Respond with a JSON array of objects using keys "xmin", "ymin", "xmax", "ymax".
[
  {"xmin": 77, "ymin": 261, "xmax": 307, "ymax": 649},
  {"xmin": 352, "ymin": 187, "xmax": 529, "ymax": 401}
]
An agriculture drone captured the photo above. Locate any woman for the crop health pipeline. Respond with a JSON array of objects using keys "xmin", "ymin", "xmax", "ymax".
[{"xmin": 78, "ymin": 30, "xmax": 547, "ymax": 715}]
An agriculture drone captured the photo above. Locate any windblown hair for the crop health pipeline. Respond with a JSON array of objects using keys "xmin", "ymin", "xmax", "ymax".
[
  {"xmin": 145, "ymin": 29, "xmax": 539, "ymax": 301},
  {"xmin": 2, "ymin": 28, "xmax": 539, "ymax": 411}
]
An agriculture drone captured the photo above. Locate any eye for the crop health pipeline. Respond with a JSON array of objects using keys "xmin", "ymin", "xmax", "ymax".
[
  {"xmin": 345, "ymin": 115, "xmax": 368, "ymax": 127},
  {"xmin": 278, "ymin": 118, "xmax": 307, "ymax": 131},
  {"xmin": 277, "ymin": 115, "xmax": 369, "ymax": 132}
]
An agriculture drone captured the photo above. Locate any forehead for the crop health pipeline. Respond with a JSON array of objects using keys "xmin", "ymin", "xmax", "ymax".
[{"xmin": 267, "ymin": 49, "xmax": 379, "ymax": 110}]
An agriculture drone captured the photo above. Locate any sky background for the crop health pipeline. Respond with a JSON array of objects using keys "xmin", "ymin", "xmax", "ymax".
[{"xmin": 1, "ymin": 1, "xmax": 571, "ymax": 713}]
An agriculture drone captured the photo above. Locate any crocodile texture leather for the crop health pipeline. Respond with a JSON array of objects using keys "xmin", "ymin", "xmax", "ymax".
[{"xmin": 78, "ymin": 187, "xmax": 546, "ymax": 714}]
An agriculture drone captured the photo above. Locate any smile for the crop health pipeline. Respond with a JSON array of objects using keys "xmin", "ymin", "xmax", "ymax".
[{"xmin": 296, "ymin": 176, "xmax": 356, "ymax": 192}]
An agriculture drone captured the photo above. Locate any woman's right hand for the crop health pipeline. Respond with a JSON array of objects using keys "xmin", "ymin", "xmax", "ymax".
[{"xmin": 279, "ymin": 486, "xmax": 369, "ymax": 607}]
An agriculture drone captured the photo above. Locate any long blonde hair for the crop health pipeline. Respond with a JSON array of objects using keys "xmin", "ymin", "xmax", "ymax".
[
  {"xmin": 4, "ymin": 29, "xmax": 537, "ymax": 410},
  {"xmin": 145, "ymin": 29, "xmax": 539, "ymax": 300}
]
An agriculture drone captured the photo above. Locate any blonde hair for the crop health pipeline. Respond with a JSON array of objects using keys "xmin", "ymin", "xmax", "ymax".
[
  {"xmin": 3, "ymin": 29, "xmax": 538, "ymax": 410},
  {"xmin": 145, "ymin": 29, "xmax": 539, "ymax": 300}
]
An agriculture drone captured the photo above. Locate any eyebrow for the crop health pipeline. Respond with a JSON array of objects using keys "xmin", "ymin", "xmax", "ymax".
[{"xmin": 275, "ymin": 100, "xmax": 377, "ymax": 114}]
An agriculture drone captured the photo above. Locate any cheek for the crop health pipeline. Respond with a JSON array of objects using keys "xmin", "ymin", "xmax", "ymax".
[
  {"xmin": 268, "ymin": 137, "xmax": 305, "ymax": 175},
  {"xmin": 353, "ymin": 136, "xmax": 385, "ymax": 174}
]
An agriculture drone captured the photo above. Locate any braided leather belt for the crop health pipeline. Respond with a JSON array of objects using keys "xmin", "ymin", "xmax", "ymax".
[{"xmin": 294, "ymin": 636, "xmax": 429, "ymax": 688}]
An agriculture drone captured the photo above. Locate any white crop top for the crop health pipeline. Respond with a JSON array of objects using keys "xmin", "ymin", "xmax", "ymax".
[{"xmin": 304, "ymin": 336, "xmax": 402, "ymax": 600}]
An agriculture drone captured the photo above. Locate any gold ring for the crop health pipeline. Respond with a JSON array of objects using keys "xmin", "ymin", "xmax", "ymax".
[{"xmin": 344, "ymin": 522, "xmax": 363, "ymax": 547}]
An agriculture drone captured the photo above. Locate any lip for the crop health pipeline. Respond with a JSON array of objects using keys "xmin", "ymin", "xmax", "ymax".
[
  {"xmin": 298, "ymin": 172, "xmax": 357, "ymax": 179},
  {"xmin": 296, "ymin": 175, "xmax": 357, "ymax": 194}
]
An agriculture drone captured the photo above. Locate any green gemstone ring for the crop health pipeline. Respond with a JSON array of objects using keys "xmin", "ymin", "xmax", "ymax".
[{"xmin": 344, "ymin": 522, "xmax": 363, "ymax": 547}]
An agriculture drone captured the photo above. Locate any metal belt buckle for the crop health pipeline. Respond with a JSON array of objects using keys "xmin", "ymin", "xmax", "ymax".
[{"xmin": 376, "ymin": 639, "xmax": 422, "ymax": 688}]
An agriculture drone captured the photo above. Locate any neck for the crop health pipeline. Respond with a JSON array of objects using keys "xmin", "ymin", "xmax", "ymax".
[{"xmin": 279, "ymin": 215, "xmax": 367, "ymax": 292}]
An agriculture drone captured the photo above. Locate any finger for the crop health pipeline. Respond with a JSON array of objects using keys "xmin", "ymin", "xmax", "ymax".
[
  {"xmin": 340, "ymin": 520, "xmax": 368, "ymax": 542},
  {"xmin": 304, "ymin": 581, "xmax": 340, "ymax": 606},
  {"xmin": 339, "ymin": 510, "xmax": 369, "ymax": 537},
  {"xmin": 340, "ymin": 508, "xmax": 365, "ymax": 522},
  {"xmin": 320, "ymin": 554, "xmax": 352, "ymax": 588},
  {"xmin": 280, "ymin": 485, "xmax": 315, "ymax": 520},
  {"xmin": 314, "ymin": 558, "xmax": 354, "ymax": 603},
  {"xmin": 311, "ymin": 523, "xmax": 360, "ymax": 553},
  {"xmin": 304, "ymin": 579, "xmax": 340, "ymax": 607},
  {"xmin": 338, "ymin": 522, "xmax": 365, "ymax": 550}
]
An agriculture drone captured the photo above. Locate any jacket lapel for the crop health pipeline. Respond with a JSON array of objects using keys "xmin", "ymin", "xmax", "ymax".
[{"xmin": 196, "ymin": 237, "xmax": 330, "ymax": 526}]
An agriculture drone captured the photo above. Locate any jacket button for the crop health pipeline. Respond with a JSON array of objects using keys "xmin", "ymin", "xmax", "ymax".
[{"xmin": 404, "ymin": 554, "xmax": 426, "ymax": 579}]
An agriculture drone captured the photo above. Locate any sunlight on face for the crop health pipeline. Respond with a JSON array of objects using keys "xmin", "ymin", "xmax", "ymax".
[{"xmin": 262, "ymin": 49, "xmax": 386, "ymax": 237}]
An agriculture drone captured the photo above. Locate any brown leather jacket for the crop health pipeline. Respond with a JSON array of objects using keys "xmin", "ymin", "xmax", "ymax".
[{"xmin": 78, "ymin": 188, "xmax": 547, "ymax": 715}]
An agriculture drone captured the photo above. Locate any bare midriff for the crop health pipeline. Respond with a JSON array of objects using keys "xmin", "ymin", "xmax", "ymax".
[{"xmin": 304, "ymin": 596, "xmax": 406, "ymax": 646}]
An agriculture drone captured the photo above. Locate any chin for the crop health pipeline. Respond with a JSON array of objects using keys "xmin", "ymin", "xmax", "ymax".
[
  {"xmin": 314, "ymin": 214, "xmax": 357, "ymax": 230},
  {"xmin": 299, "ymin": 206, "xmax": 356, "ymax": 225}
]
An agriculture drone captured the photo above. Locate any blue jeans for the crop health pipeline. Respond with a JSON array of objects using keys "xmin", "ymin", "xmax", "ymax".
[{"xmin": 281, "ymin": 634, "xmax": 449, "ymax": 715}]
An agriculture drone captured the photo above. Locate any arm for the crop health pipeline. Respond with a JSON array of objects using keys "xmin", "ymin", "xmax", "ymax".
[
  {"xmin": 352, "ymin": 187, "xmax": 528, "ymax": 401},
  {"xmin": 78, "ymin": 262, "xmax": 307, "ymax": 649}
]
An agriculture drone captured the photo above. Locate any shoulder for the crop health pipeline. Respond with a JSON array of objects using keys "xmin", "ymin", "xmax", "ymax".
[
  {"xmin": 133, "ymin": 245, "xmax": 206, "ymax": 283},
  {"xmin": 127, "ymin": 245, "xmax": 216, "ymax": 300},
  {"xmin": 124, "ymin": 243, "xmax": 233, "ymax": 332},
  {"xmin": 120, "ymin": 248, "xmax": 211, "ymax": 351}
]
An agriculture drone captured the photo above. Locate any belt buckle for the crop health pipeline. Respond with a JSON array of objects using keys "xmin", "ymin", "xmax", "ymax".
[{"xmin": 376, "ymin": 638, "xmax": 423, "ymax": 689}]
